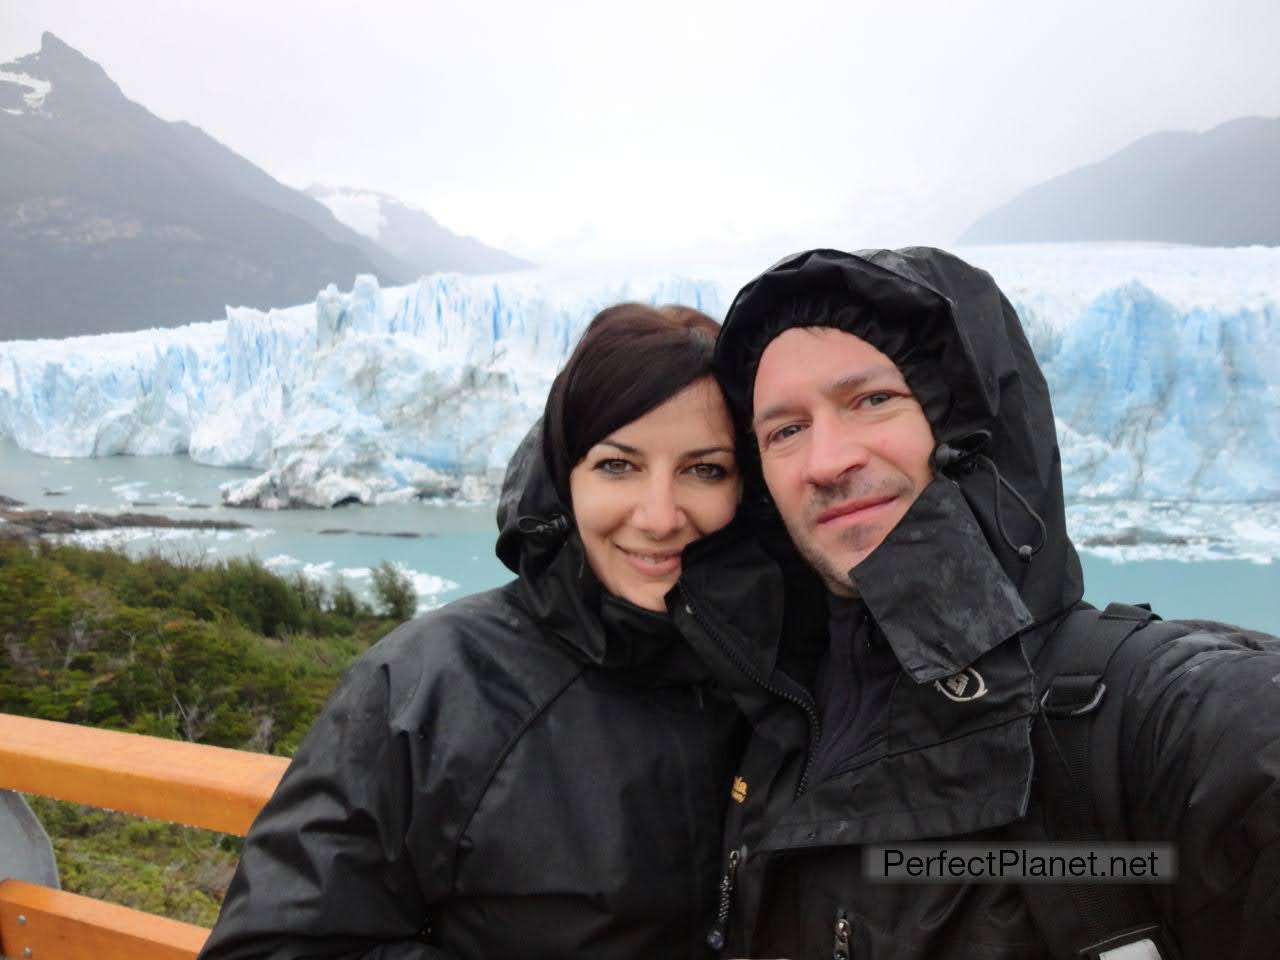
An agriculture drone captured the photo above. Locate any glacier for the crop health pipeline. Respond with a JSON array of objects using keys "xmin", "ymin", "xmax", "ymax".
[
  {"xmin": 0, "ymin": 244, "xmax": 1277, "ymax": 508},
  {"xmin": 0, "ymin": 269, "xmax": 724, "ymax": 507}
]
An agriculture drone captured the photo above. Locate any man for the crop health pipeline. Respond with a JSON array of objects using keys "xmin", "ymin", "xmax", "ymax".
[{"xmin": 698, "ymin": 247, "xmax": 1280, "ymax": 959}]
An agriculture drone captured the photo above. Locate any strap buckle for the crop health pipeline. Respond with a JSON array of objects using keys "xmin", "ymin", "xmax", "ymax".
[
  {"xmin": 1040, "ymin": 676, "xmax": 1107, "ymax": 717},
  {"xmin": 1081, "ymin": 924, "xmax": 1171, "ymax": 959}
]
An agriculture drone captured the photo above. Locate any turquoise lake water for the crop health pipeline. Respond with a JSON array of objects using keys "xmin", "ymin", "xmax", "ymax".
[{"xmin": 1, "ymin": 439, "xmax": 1276, "ymax": 634}]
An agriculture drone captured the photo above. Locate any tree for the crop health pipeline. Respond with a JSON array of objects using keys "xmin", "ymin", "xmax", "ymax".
[{"xmin": 371, "ymin": 562, "xmax": 417, "ymax": 622}]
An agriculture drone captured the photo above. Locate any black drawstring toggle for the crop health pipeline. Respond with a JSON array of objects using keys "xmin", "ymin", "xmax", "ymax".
[
  {"xmin": 934, "ymin": 432, "xmax": 1047, "ymax": 563},
  {"xmin": 933, "ymin": 429, "xmax": 992, "ymax": 471},
  {"xmin": 516, "ymin": 514, "xmax": 569, "ymax": 539}
]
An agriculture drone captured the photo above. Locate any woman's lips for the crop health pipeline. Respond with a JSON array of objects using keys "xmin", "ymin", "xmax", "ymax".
[
  {"xmin": 615, "ymin": 544, "xmax": 682, "ymax": 577},
  {"xmin": 816, "ymin": 495, "xmax": 897, "ymax": 526}
]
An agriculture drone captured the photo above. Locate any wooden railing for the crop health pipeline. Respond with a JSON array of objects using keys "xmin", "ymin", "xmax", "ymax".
[{"xmin": 0, "ymin": 713, "xmax": 289, "ymax": 960}]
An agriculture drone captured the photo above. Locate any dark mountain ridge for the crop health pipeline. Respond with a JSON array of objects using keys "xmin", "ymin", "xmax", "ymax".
[
  {"xmin": 0, "ymin": 33, "xmax": 413, "ymax": 338},
  {"xmin": 0, "ymin": 33, "xmax": 527, "ymax": 340},
  {"xmin": 960, "ymin": 115, "xmax": 1280, "ymax": 247}
]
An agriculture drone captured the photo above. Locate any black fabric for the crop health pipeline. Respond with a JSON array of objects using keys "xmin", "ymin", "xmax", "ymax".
[
  {"xmin": 198, "ymin": 423, "xmax": 789, "ymax": 960},
  {"xmin": 809, "ymin": 596, "xmax": 898, "ymax": 785},
  {"xmin": 700, "ymin": 247, "xmax": 1280, "ymax": 960},
  {"xmin": 1014, "ymin": 603, "xmax": 1172, "ymax": 960}
]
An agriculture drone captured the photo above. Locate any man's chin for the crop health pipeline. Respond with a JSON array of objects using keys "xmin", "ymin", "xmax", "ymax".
[{"xmin": 800, "ymin": 545, "xmax": 863, "ymax": 597}]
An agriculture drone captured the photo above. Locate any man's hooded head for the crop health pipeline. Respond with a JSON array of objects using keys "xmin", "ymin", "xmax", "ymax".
[{"xmin": 714, "ymin": 247, "xmax": 1084, "ymax": 682}]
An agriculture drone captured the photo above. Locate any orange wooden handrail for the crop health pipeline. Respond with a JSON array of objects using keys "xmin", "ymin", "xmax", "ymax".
[
  {"xmin": 0, "ymin": 713, "xmax": 292, "ymax": 959},
  {"xmin": 0, "ymin": 713, "xmax": 289, "ymax": 834},
  {"xmin": 0, "ymin": 879, "xmax": 209, "ymax": 960}
]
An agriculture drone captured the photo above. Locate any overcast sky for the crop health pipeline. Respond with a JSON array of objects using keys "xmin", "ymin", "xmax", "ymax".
[{"xmin": 3, "ymin": 0, "xmax": 1278, "ymax": 266}]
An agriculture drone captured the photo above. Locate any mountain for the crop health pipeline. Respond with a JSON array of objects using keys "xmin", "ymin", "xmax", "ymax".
[
  {"xmin": 959, "ymin": 116, "xmax": 1280, "ymax": 246},
  {"xmin": 0, "ymin": 34, "xmax": 523, "ymax": 340},
  {"xmin": 308, "ymin": 186, "xmax": 534, "ymax": 276}
]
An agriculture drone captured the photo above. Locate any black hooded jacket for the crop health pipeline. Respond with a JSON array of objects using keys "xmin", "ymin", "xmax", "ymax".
[
  {"xmin": 197, "ymin": 425, "xmax": 793, "ymax": 960},
  {"xmin": 700, "ymin": 248, "xmax": 1280, "ymax": 960}
]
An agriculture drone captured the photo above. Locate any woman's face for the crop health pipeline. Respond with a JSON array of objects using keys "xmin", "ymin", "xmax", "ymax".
[{"xmin": 568, "ymin": 377, "xmax": 739, "ymax": 612}]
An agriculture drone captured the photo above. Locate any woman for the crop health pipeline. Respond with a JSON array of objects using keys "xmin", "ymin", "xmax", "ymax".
[{"xmin": 199, "ymin": 303, "xmax": 791, "ymax": 959}]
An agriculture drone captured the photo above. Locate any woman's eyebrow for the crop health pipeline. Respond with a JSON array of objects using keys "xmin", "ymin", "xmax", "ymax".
[
  {"xmin": 597, "ymin": 440, "xmax": 640, "ymax": 455},
  {"xmin": 598, "ymin": 441, "xmax": 734, "ymax": 458}
]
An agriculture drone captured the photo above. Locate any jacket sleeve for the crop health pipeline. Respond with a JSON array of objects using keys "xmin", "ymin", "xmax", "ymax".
[
  {"xmin": 199, "ymin": 643, "xmax": 455, "ymax": 960},
  {"xmin": 1122, "ymin": 624, "xmax": 1280, "ymax": 958}
]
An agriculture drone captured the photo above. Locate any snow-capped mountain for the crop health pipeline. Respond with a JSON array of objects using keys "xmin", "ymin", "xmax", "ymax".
[
  {"xmin": 308, "ymin": 185, "xmax": 533, "ymax": 276},
  {"xmin": 0, "ymin": 33, "xmax": 416, "ymax": 340},
  {"xmin": 1, "ymin": 245, "xmax": 1276, "ymax": 508},
  {"xmin": 0, "ymin": 34, "xmax": 526, "ymax": 341}
]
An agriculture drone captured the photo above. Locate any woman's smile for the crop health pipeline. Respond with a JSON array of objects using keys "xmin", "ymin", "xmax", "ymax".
[{"xmin": 614, "ymin": 543, "xmax": 684, "ymax": 577}]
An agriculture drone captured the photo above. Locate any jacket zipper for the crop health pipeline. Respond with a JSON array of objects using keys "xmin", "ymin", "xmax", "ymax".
[
  {"xmin": 678, "ymin": 586, "xmax": 822, "ymax": 795},
  {"xmin": 681, "ymin": 586, "xmax": 823, "ymax": 954},
  {"xmin": 832, "ymin": 909, "xmax": 852, "ymax": 960},
  {"xmin": 705, "ymin": 846, "xmax": 741, "ymax": 950}
]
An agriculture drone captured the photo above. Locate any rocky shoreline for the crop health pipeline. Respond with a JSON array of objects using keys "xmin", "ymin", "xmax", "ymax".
[{"xmin": 0, "ymin": 498, "xmax": 249, "ymax": 544}]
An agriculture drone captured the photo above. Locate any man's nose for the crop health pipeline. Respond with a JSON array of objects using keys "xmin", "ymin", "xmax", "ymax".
[
  {"xmin": 634, "ymin": 478, "xmax": 686, "ymax": 539},
  {"xmin": 803, "ymin": 414, "xmax": 870, "ymax": 487}
]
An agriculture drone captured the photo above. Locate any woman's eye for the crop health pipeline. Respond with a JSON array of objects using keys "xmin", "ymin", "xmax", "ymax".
[
  {"xmin": 595, "ymin": 458, "xmax": 633, "ymax": 475},
  {"xmin": 688, "ymin": 463, "xmax": 729, "ymax": 481}
]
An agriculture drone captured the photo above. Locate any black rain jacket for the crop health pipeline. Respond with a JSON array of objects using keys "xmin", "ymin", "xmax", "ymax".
[
  {"xmin": 197, "ymin": 425, "xmax": 794, "ymax": 960},
  {"xmin": 698, "ymin": 247, "xmax": 1280, "ymax": 959}
]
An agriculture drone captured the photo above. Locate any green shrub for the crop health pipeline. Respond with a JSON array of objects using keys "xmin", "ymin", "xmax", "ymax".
[
  {"xmin": 0, "ymin": 539, "xmax": 408, "ymax": 924},
  {"xmin": 371, "ymin": 561, "xmax": 417, "ymax": 621}
]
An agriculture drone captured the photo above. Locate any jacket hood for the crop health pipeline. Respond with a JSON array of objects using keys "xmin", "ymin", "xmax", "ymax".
[{"xmin": 714, "ymin": 247, "xmax": 1083, "ymax": 682}]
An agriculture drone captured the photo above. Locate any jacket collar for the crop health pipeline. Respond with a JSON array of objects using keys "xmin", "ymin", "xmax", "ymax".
[{"xmin": 853, "ymin": 477, "xmax": 1032, "ymax": 683}]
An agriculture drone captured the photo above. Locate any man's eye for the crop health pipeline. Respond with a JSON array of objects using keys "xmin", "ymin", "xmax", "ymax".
[
  {"xmin": 766, "ymin": 424, "xmax": 803, "ymax": 446},
  {"xmin": 860, "ymin": 391, "xmax": 894, "ymax": 408},
  {"xmin": 688, "ymin": 463, "xmax": 729, "ymax": 481},
  {"xmin": 595, "ymin": 459, "xmax": 632, "ymax": 475}
]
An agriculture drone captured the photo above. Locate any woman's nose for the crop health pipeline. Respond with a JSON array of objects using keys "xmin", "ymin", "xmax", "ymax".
[{"xmin": 633, "ymin": 479, "xmax": 685, "ymax": 539}]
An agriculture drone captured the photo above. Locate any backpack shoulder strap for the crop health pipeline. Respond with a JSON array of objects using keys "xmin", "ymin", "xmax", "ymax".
[{"xmin": 1013, "ymin": 601, "xmax": 1184, "ymax": 960}]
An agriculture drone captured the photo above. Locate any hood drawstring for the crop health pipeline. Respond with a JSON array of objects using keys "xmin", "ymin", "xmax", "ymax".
[
  {"xmin": 516, "ymin": 513, "xmax": 570, "ymax": 541},
  {"xmin": 935, "ymin": 432, "xmax": 1047, "ymax": 563}
]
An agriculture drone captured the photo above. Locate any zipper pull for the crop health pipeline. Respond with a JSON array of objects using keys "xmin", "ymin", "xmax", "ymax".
[
  {"xmin": 705, "ymin": 846, "xmax": 743, "ymax": 951},
  {"xmin": 832, "ymin": 910, "xmax": 851, "ymax": 960}
]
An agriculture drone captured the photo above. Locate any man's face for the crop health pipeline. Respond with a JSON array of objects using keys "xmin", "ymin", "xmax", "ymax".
[{"xmin": 751, "ymin": 327, "xmax": 935, "ymax": 596}]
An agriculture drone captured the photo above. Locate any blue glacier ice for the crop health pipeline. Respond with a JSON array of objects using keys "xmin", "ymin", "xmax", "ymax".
[
  {"xmin": 0, "ymin": 245, "xmax": 1277, "ymax": 508},
  {"xmin": 0, "ymin": 269, "xmax": 726, "ymax": 506}
]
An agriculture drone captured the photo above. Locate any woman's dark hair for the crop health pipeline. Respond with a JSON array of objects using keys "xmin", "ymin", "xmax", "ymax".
[{"xmin": 543, "ymin": 302, "xmax": 722, "ymax": 505}]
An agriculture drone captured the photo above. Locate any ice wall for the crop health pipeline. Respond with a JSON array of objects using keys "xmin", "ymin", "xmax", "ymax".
[
  {"xmin": 2, "ymin": 246, "xmax": 1277, "ymax": 507},
  {"xmin": 0, "ymin": 270, "xmax": 725, "ymax": 506}
]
